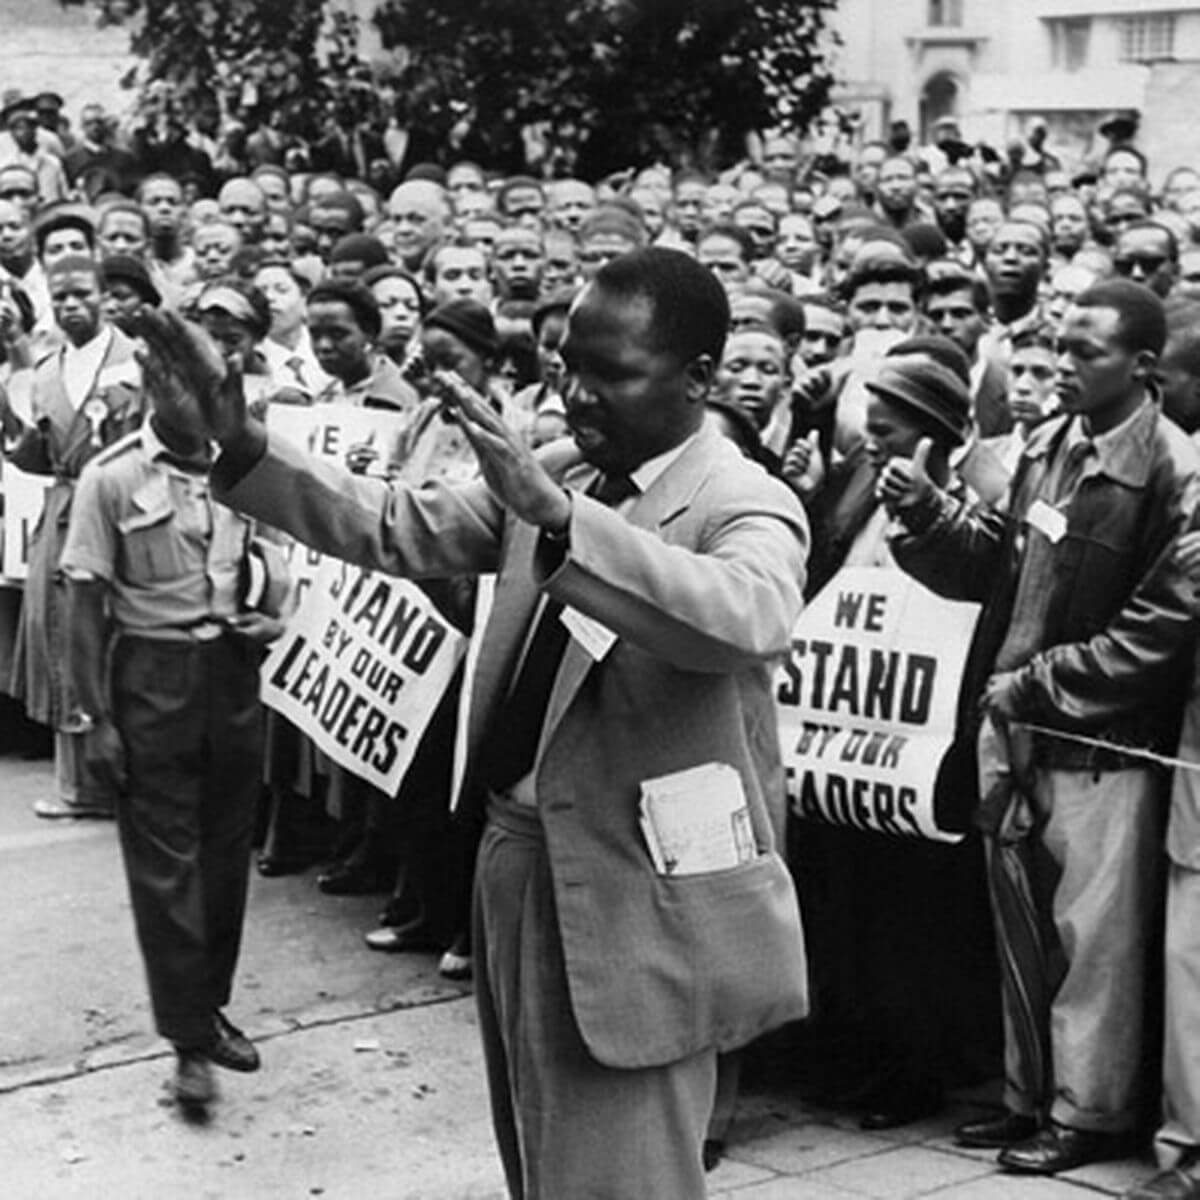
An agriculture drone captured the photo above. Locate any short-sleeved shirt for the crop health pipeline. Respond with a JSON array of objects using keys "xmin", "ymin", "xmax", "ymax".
[{"xmin": 60, "ymin": 419, "xmax": 249, "ymax": 639}]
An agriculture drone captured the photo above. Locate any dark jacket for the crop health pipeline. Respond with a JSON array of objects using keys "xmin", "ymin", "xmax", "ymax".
[
  {"xmin": 891, "ymin": 400, "xmax": 1200, "ymax": 770},
  {"xmin": 801, "ymin": 442, "xmax": 877, "ymax": 600}
]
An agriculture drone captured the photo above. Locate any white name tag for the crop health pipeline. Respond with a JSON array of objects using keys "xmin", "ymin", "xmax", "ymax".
[
  {"xmin": 1028, "ymin": 499, "xmax": 1068, "ymax": 544},
  {"xmin": 560, "ymin": 606, "xmax": 618, "ymax": 661}
]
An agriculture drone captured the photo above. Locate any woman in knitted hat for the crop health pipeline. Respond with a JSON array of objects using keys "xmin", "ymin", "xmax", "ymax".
[{"xmin": 787, "ymin": 337, "xmax": 999, "ymax": 1132}]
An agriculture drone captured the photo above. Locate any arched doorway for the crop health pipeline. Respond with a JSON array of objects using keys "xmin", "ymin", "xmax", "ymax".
[{"xmin": 920, "ymin": 72, "xmax": 961, "ymax": 141}]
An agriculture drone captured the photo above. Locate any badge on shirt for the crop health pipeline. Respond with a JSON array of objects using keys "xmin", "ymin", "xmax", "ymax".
[
  {"xmin": 1027, "ymin": 498, "xmax": 1068, "ymax": 544},
  {"xmin": 560, "ymin": 606, "xmax": 618, "ymax": 661}
]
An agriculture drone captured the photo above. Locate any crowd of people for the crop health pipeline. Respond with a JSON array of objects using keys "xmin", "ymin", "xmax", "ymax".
[{"xmin": 5, "ymin": 82, "xmax": 1200, "ymax": 1198}]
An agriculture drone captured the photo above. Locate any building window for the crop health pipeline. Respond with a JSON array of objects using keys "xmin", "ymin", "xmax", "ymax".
[
  {"xmin": 928, "ymin": 0, "xmax": 963, "ymax": 28},
  {"xmin": 1119, "ymin": 14, "xmax": 1176, "ymax": 62},
  {"xmin": 1047, "ymin": 17, "xmax": 1091, "ymax": 71}
]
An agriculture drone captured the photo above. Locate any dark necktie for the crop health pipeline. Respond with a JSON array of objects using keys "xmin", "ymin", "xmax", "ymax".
[
  {"xmin": 285, "ymin": 356, "xmax": 307, "ymax": 388},
  {"xmin": 484, "ymin": 471, "xmax": 637, "ymax": 793}
]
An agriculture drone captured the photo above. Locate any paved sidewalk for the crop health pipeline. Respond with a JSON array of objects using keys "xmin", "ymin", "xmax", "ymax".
[
  {"xmin": 2, "ymin": 992, "xmax": 1159, "ymax": 1199},
  {"xmin": 711, "ymin": 1080, "xmax": 1150, "ymax": 1198}
]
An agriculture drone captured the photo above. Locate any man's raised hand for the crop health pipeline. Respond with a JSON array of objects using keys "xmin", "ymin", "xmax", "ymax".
[
  {"xmin": 130, "ymin": 307, "xmax": 247, "ymax": 446},
  {"xmin": 431, "ymin": 369, "xmax": 570, "ymax": 530}
]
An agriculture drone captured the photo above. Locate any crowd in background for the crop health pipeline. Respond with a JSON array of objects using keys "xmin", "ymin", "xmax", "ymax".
[{"xmin": 6, "ymin": 80, "xmax": 1200, "ymax": 1194}]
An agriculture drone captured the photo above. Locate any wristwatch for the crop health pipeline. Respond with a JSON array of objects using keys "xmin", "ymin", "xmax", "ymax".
[{"xmin": 61, "ymin": 709, "xmax": 97, "ymax": 735}]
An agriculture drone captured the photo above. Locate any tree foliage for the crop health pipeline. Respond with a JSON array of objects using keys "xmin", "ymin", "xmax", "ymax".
[
  {"xmin": 373, "ymin": 0, "xmax": 837, "ymax": 174},
  {"xmin": 71, "ymin": 0, "xmax": 836, "ymax": 172},
  {"xmin": 75, "ymin": 0, "xmax": 368, "ymax": 138}
]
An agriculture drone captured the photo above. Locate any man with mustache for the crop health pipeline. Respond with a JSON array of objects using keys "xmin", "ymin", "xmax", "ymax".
[{"xmin": 132, "ymin": 246, "xmax": 809, "ymax": 1198}]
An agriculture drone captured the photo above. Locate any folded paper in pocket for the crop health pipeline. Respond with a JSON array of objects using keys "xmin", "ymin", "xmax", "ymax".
[{"xmin": 639, "ymin": 762, "xmax": 757, "ymax": 877}]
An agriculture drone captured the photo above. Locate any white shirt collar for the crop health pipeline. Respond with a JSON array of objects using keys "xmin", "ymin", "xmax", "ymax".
[
  {"xmin": 61, "ymin": 325, "xmax": 112, "ymax": 411},
  {"xmin": 629, "ymin": 431, "xmax": 700, "ymax": 495}
]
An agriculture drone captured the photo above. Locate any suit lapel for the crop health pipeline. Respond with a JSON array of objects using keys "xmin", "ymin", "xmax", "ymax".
[
  {"xmin": 56, "ymin": 327, "xmax": 131, "ymax": 463},
  {"xmin": 537, "ymin": 426, "xmax": 718, "ymax": 756},
  {"xmin": 465, "ymin": 427, "xmax": 721, "ymax": 793},
  {"xmin": 463, "ymin": 519, "xmax": 546, "ymax": 770}
]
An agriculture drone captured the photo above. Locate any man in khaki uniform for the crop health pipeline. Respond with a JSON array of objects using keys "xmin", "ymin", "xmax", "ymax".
[{"xmin": 60, "ymin": 401, "xmax": 280, "ymax": 1111}]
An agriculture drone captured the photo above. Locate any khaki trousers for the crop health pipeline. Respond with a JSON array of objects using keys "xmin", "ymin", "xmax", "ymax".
[
  {"xmin": 1155, "ymin": 863, "xmax": 1200, "ymax": 1167},
  {"xmin": 1002, "ymin": 766, "xmax": 1163, "ymax": 1133}
]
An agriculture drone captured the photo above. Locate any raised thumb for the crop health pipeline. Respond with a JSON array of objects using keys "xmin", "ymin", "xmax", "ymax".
[
  {"xmin": 806, "ymin": 428, "xmax": 821, "ymax": 450},
  {"xmin": 912, "ymin": 437, "xmax": 933, "ymax": 477}
]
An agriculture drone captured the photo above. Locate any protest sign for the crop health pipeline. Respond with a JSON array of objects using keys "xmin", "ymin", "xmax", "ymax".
[
  {"xmin": 776, "ymin": 566, "xmax": 980, "ymax": 843},
  {"xmin": 1, "ymin": 466, "xmax": 52, "ymax": 582},
  {"xmin": 266, "ymin": 402, "xmax": 410, "ymax": 605},
  {"xmin": 261, "ymin": 557, "xmax": 467, "ymax": 796}
]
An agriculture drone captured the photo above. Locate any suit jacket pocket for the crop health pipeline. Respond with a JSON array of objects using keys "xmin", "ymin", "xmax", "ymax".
[{"xmin": 658, "ymin": 851, "xmax": 809, "ymax": 1048}]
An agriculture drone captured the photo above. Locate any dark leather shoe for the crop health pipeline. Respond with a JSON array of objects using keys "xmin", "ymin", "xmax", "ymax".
[
  {"xmin": 173, "ymin": 1049, "xmax": 215, "ymax": 1107},
  {"xmin": 1124, "ymin": 1166, "xmax": 1200, "ymax": 1199},
  {"xmin": 999, "ymin": 1122, "xmax": 1128, "ymax": 1175},
  {"xmin": 317, "ymin": 861, "xmax": 394, "ymax": 895},
  {"xmin": 207, "ymin": 1011, "xmax": 260, "ymax": 1073},
  {"xmin": 859, "ymin": 1084, "xmax": 943, "ymax": 1130},
  {"xmin": 955, "ymin": 1111, "xmax": 1040, "ymax": 1149},
  {"xmin": 702, "ymin": 1139, "xmax": 725, "ymax": 1171}
]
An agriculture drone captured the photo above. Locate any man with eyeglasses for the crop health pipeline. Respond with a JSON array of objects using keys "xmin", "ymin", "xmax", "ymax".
[{"xmin": 1113, "ymin": 221, "xmax": 1178, "ymax": 300}]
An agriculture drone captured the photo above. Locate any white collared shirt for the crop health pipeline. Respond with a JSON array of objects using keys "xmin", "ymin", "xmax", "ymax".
[
  {"xmin": 61, "ymin": 325, "xmax": 112, "ymax": 411},
  {"xmin": 261, "ymin": 330, "xmax": 332, "ymax": 396}
]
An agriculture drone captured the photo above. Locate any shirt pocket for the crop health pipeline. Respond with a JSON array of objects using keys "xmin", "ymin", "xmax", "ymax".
[{"xmin": 118, "ymin": 506, "xmax": 185, "ymax": 583}]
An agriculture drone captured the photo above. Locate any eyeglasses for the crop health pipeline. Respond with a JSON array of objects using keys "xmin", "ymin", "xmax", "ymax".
[{"xmin": 1114, "ymin": 254, "xmax": 1168, "ymax": 274}]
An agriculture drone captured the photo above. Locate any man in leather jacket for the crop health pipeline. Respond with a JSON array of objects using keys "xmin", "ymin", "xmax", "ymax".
[{"xmin": 878, "ymin": 279, "xmax": 1200, "ymax": 1177}]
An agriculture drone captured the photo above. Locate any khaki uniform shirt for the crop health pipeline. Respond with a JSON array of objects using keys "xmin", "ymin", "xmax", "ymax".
[{"xmin": 60, "ymin": 420, "xmax": 249, "ymax": 639}]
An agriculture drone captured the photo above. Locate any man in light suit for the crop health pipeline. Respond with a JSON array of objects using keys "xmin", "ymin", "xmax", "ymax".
[{"xmin": 135, "ymin": 247, "xmax": 810, "ymax": 1199}]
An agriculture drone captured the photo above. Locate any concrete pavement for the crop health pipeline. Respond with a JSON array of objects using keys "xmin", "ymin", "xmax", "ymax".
[
  {"xmin": 0, "ymin": 990, "xmax": 1158, "ymax": 1199},
  {"xmin": 1, "ymin": 752, "xmax": 1162, "ymax": 1198}
]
